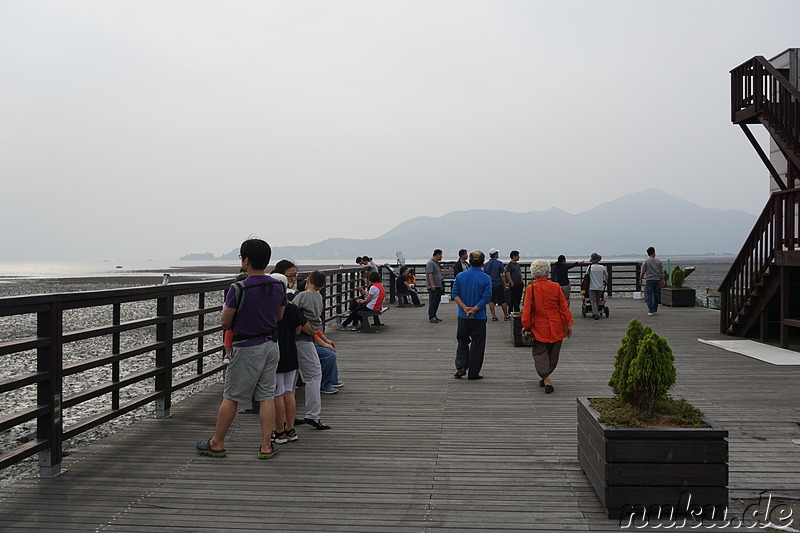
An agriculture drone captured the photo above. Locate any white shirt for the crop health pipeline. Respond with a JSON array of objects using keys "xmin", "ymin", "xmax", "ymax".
[{"xmin": 588, "ymin": 264, "xmax": 608, "ymax": 291}]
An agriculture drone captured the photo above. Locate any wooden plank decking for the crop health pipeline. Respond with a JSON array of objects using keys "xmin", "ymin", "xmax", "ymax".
[{"xmin": 1, "ymin": 298, "xmax": 799, "ymax": 531}]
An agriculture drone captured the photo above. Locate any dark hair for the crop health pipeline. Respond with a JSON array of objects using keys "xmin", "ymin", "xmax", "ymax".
[
  {"xmin": 469, "ymin": 250, "xmax": 485, "ymax": 267},
  {"xmin": 306, "ymin": 270, "xmax": 326, "ymax": 289},
  {"xmin": 355, "ymin": 257, "xmax": 363, "ymax": 264},
  {"xmin": 368, "ymin": 271, "xmax": 381, "ymax": 283},
  {"xmin": 510, "ymin": 250, "xmax": 519, "ymax": 259},
  {"xmin": 400, "ymin": 266, "xmax": 409, "ymax": 274},
  {"xmin": 433, "ymin": 249, "xmax": 443, "ymax": 256},
  {"xmin": 362, "ymin": 256, "xmax": 372, "ymax": 262},
  {"xmin": 458, "ymin": 249, "xmax": 467, "ymax": 257},
  {"xmin": 408, "ymin": 268, "xmax": 415, "ymax": 274},
  {"xmin": 557, "ymin": 255, "xmax": 566, "ymax": 263},
  {"xmin": 647, "ymin": 247, "xmax": 656, "ymax": 256},
  {"xmin": 240, "ymin": 239, "xmax": 271, "ymax": 270},
  {"xmin": 273, "ymin": 259, "xmax": 296, "ymax": 274}
]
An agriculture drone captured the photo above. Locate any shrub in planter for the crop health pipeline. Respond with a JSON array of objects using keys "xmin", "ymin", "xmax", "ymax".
[
  {"xmin": 607, "ymin": 319, "xmax": 677, "ymax": 418},
  {"xmin": 578, "ymin": 319, "xmax": 728, "ymax": 518},
  {"xmin": 662, "ymin": 266, "xmax": 696, "ymax": 307},
  {"xmin": 670, "ymin": 266, "xmax": 685, "ymax": 288}
]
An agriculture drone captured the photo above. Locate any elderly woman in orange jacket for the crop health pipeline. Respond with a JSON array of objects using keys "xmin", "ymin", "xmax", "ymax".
[{"xmin": 521, "ymin": 259, "xmax": 574, "ymax": 393}]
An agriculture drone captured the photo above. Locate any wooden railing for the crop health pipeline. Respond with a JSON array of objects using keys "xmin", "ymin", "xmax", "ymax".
[
  {"xmin": 0, "ymin": 267, "xmax": 364, "ymax": 477},
  {"xmin": 719, "ymin": 190, "xmax": 800, "ymax": 333},
  {"xmin": 731, "ymin": 56, "xmax": 800, "ymax": 170}
]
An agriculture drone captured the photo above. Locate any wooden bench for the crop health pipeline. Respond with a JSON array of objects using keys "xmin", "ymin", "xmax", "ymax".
[
  {"xmin": 396, "ymin": 292, "xmax": 420, "ymax": 308},
  {"xmin": 358, "ymin": 306, "xmax": 389, "ymax": 333}
]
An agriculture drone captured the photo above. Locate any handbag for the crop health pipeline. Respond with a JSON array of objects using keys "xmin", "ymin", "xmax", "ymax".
[
  {"xmin": 580, "ymin": 265, "xmax": 592, "ymax": 291},
  {"xmin": 522, "ymin": 282, "xmax": 535, "ymax": 346}
]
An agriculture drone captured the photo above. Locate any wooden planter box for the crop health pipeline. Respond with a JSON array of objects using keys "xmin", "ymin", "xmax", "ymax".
[
  {"xmin": 511, "ymin": 315, "xmax": 524, "ymax": 347},
  {"xmin": 577, "ymin": 397, "xmax": 728, "ymax": 519},
  {"xmin": 661, "ymin": 287, "xmax": 696, "ymax": 307}
]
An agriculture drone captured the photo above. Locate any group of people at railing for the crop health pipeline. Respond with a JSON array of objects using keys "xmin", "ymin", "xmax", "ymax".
[
  {"xmin": 196, "ymin": 239, "xmax": 345, "ymax": 460},
  {"xmin": 399, "ymin": 246, "xmax": 665, "ymax": 393},
  {"xmin": 194, "ymin": 239, "xmax": 666, "ymax": 460}
]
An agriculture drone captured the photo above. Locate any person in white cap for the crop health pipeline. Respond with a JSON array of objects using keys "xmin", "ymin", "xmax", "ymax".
[{"xmin": 483, "ymin": 248, "xmax": 510, "ymax": 321}]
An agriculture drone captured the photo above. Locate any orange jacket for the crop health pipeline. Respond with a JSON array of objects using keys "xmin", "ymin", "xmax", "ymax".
[{"xmin": 521, "ymin": 278, "xmax": 574, "ymax": 343}]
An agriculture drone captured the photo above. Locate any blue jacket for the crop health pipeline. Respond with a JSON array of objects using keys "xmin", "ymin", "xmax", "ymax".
[
  {"xmin": 483, "ymin": 258, "xmax": 505, "ymax": 287},
  {"xmin": 452, "ymin": 267, "xmax": 493, "ymax": 320}
]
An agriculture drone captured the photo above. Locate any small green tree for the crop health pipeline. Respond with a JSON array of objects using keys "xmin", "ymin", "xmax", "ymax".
[
  {"xmin": 611, "ymin": 319, "xmax": 676, "ymax": 416},
  {"xmin": 609, "ymin": 319, "xmax": 650, "ymax": 402},
  {"xmin": 671, "ymin": 266, "xmax": 685, "ymax": 288}
]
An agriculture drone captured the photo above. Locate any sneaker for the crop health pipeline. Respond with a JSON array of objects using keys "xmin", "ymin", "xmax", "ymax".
[
  {"xmin": 222, "ymin": 354, "xmax": 231, "ymax": 364},
  {"xmin": 285, "ymin": 427, "xmax": 298, "ymax": 442},
  {"xmin": 454, "ymin": 367, "xmax": 466, "ymax": 378},
  {"xmin": 347, "ymin": 325, "xmax": 358, "ymax": 331},
  {"xmin": 321, "ymin": 387, "xmax": 338, "ymax": 394},
  {"xmin": 332, "ymin": 381, "xmax": 344, "ymax": 388},
  {"xmin": 647, "ymin": 312, "xmax": 654, "ymax": 316},
  {"xmin": 491, "ymin": 317, "xmax": 498, "ymax": 322},
  {"xmin": 336, "ymin": 322, "xmax": 347, "ymax": 331},
  {"xmin": 503, "ymin": 316, "xmax": 511, "ymax": 321},
  {"xmin": 273, "ymin": 431, "xmax": 288, "ymax": 444}
]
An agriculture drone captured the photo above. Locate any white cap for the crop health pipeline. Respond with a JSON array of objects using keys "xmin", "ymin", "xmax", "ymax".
[
  {"xmin": 271, "ymin": 273, "xmax": 289, "ymax": 290},
  {"xmin": 489, "ymin": 247, "xmax": 499, "ymax": 254}
]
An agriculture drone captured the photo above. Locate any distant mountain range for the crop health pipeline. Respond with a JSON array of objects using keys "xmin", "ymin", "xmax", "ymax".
[{"xmin": 181, "ymin": 189, "xmax": 756, "ymax": 261}]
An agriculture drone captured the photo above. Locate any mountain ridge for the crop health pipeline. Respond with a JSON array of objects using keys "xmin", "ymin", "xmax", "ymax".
[{"xmin": 183, "ymin": 189, "xmax": 756, "ymax": 261}]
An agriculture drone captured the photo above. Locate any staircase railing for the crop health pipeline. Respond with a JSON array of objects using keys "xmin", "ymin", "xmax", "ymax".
[
  {"xmin": 720, "ymin": 189, "xmax": 800, "ymax": 334},
  {"xmin": 731, "ymin": 56, "xmax": 800, "ymax": 168}
]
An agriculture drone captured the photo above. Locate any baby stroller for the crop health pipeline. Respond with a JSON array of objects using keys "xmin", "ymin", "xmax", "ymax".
[{"xmin": 581, "ymin": 290, "xmax": 610, "ymax": 318}]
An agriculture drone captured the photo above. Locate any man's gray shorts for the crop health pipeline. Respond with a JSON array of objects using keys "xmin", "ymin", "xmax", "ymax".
[{"xmin": 223, "ymin": 341, "xmax": 279, "ymax": 403}]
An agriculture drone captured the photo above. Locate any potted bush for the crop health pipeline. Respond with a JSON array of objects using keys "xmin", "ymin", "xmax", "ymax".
[
  {"xmin": 661, "ymin": 266, "xmax": 696, "ymax": 307},
  {"xmin": 577, "ymin": 319, "xmax": 728, "ymax": 519}
]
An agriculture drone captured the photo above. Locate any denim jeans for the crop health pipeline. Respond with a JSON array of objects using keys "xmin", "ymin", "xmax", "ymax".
[
  {"xmin": 428, "ymin": 288, "xmax": 443, "ymax": 319},
  {"xmin": 315, "ymin": 344, "xmax": 338, "ymax": 390},
  {"xmin": 645, "ymin": 279, "xmax": 661, "ymax": 313}
]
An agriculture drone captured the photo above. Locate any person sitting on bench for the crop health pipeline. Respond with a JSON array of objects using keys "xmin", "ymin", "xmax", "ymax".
[
  {"xmin": 396, "ymin": 266, "xmax": 424, "ymax": 307},
  {"xmin": 338, "ymin": 271, "xmax": 385, "ymax": 330}
]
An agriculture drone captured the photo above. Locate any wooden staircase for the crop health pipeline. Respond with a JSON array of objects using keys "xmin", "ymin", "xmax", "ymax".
[{"xmin": 721, "ymin": 55, "xmax": 800, "ymax": 347}]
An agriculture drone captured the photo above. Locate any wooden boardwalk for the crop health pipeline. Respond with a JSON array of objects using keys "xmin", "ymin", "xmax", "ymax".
[{"xmin": 1, "ymin": 297, "xmax": 799, "ymax": 531}]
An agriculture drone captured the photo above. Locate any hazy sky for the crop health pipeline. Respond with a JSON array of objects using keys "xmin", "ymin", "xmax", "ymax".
[{"xmin": 2, "ymin": 1, "xmax": 798, "ymax": 260}]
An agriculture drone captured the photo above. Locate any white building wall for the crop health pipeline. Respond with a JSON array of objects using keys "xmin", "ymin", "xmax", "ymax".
[{"xmin": 768, "ymin": 49, "xmax": 799, "ymax": 192}]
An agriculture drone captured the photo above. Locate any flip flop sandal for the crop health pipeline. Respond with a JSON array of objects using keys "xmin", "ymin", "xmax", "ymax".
[
  {"xmin": 196, "ymin": 439, "xmax": 226, "ymax": 457},
  {"xmin": 257, "ymin": 446, "xmax": 280, "ymax": 460}
]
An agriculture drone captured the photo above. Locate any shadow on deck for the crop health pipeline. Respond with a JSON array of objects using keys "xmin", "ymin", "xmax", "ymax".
[{"xmin": 1, "ymin": 298, "xmax": 799, "ymax": 531}]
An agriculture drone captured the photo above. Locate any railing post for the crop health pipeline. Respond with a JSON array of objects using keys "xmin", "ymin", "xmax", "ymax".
[
  {"xmin": 112, "ymin": 303, "xmax": 120, "ymax": 411},
  {"xmin": 634, "ymin": 263, "xmax": 642, "ymax": 292},
  {"xmin": 606, "ymin": 265, "xmax": 613, "ymax": 298},
  {"xmin": 37, "ymin": 303, "xmax": 63, "ymax": 477},
  {"xmin": 155, "ymin": 292, "xmax": 174, "ymax": 419}
]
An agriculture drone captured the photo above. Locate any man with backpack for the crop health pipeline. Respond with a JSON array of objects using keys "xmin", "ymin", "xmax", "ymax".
[{"xmin": 196, "ymin": 238, "xmax": 287, "ymax": 460}]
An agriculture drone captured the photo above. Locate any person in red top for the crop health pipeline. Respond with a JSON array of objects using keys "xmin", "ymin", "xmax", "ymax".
[
  {"xmin": 521, "ymin": 259, "xmax": 574, "ymax": 394},
  {"xmin": 338, "ymin": 271, "xmax": 384, "ymax": 330}
]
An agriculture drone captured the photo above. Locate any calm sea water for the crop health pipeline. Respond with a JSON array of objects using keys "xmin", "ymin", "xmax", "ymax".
[{"xmin": 0, "ymin": 260, "xmax": 240, "ymax": 279}]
